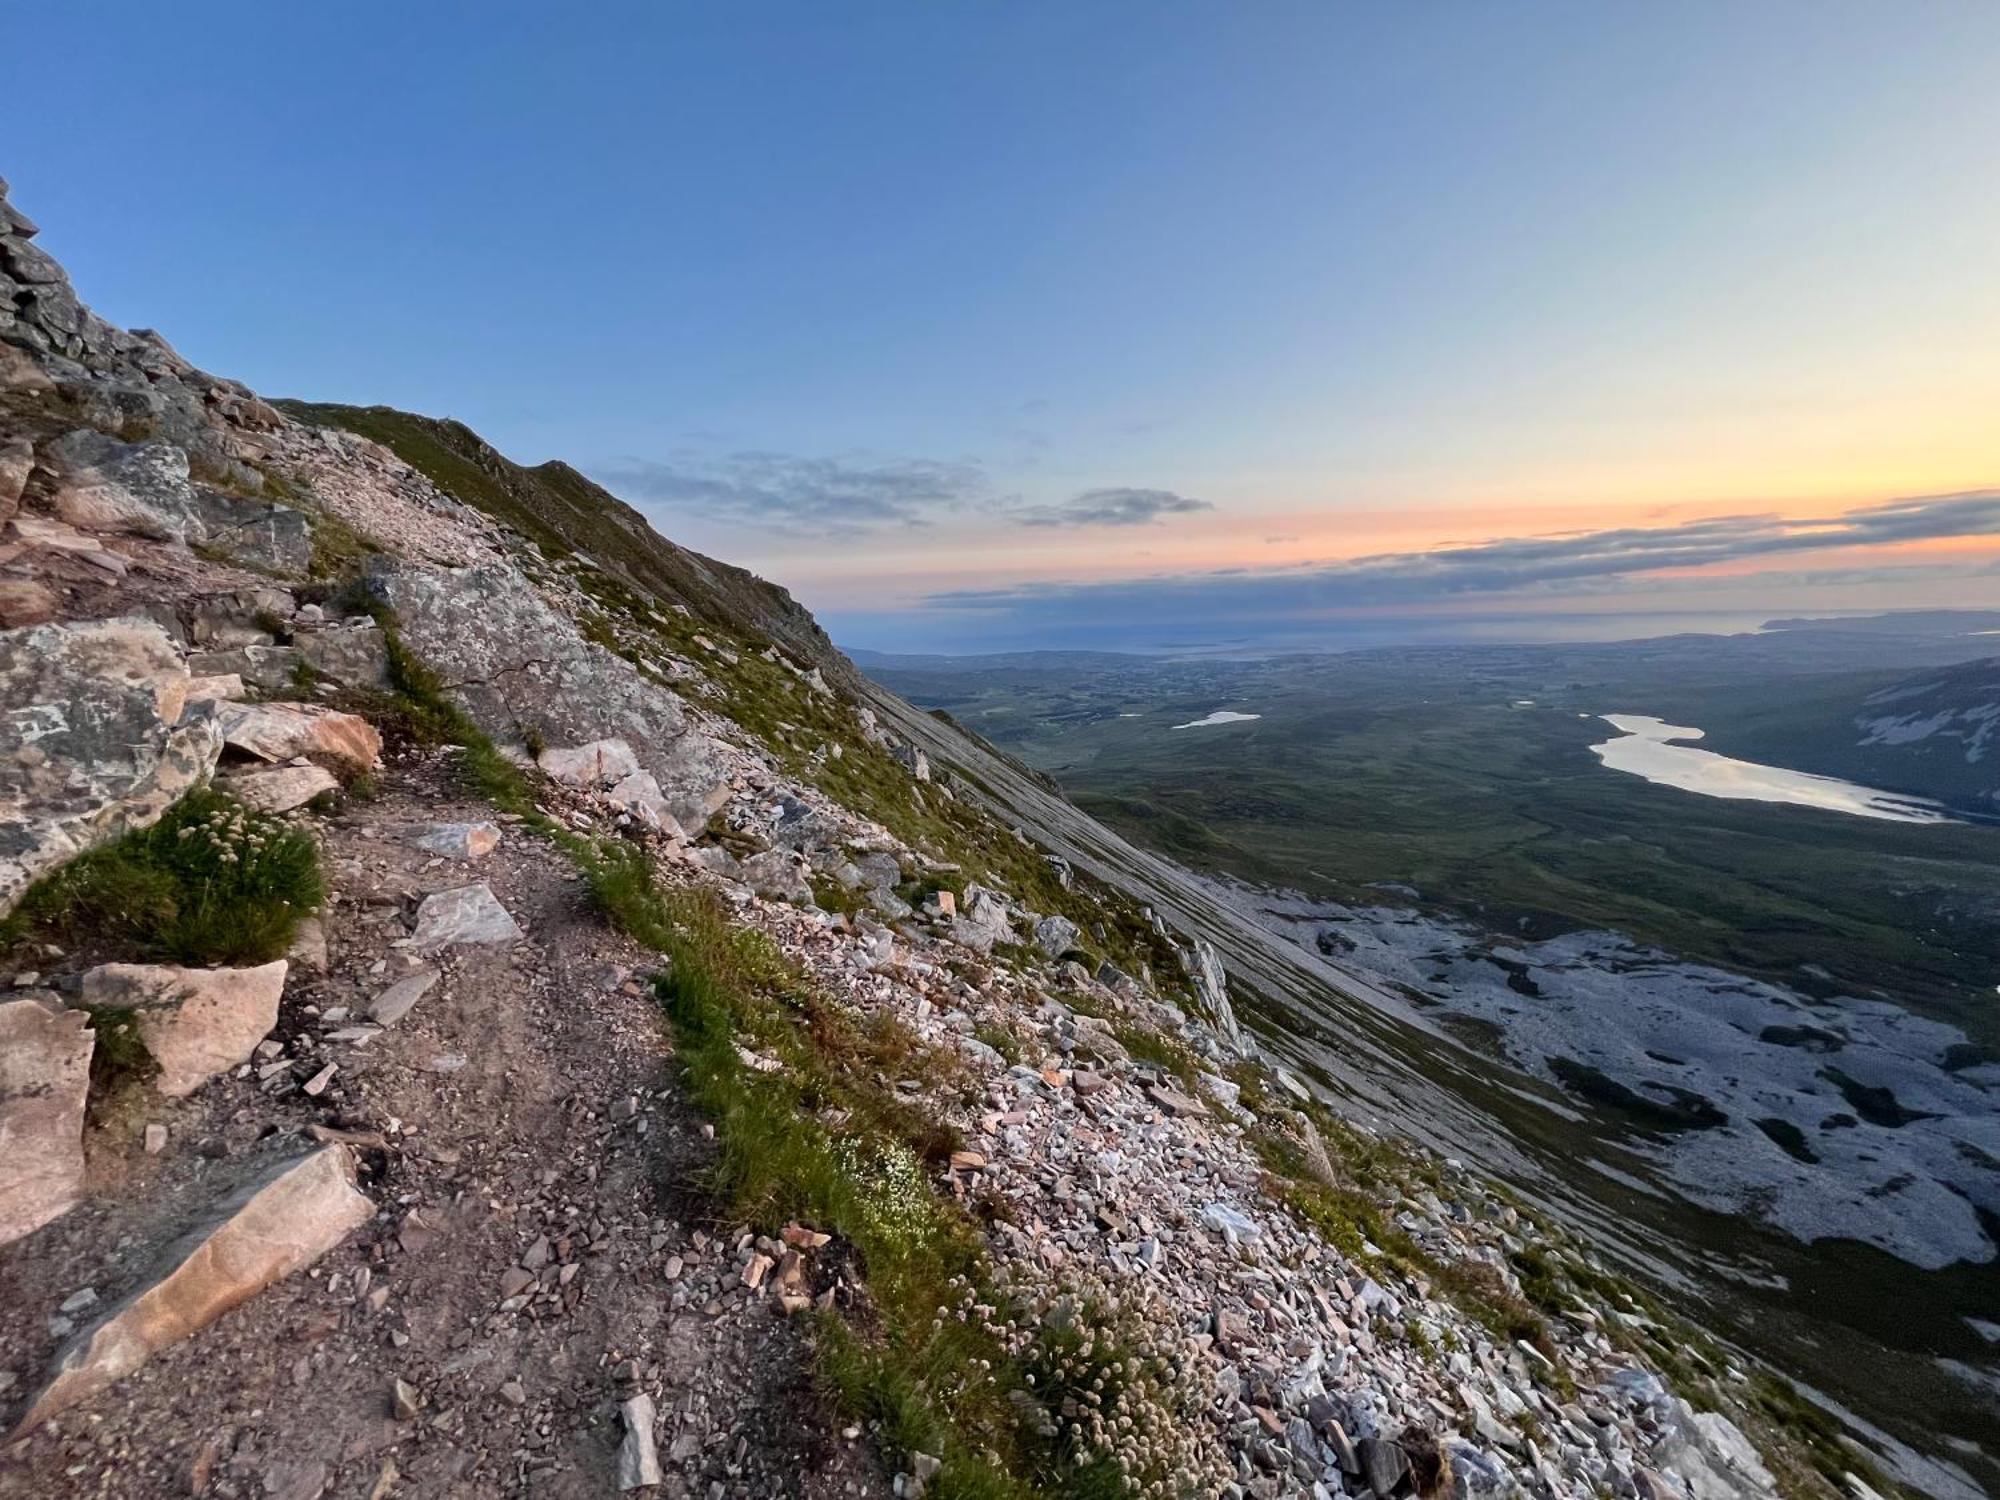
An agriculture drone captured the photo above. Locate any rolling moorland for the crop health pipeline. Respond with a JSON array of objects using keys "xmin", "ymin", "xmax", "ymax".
[
  {"xmin": 859, "ymin": 626, "xmax": 2000, "ymax": 1492},
  {"xmin": 855, "ymin": 625, "xmax": 2000, "ymax": 1047}
]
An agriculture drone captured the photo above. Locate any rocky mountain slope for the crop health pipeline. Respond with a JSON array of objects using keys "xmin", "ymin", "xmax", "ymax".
[{"xmin": 0, "ymin": 175, "xmax": 1894, "ymax": 1500}]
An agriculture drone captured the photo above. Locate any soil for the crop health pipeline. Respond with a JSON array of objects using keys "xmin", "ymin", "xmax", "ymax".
[{"xmin": 0, "ymin": 750, "xmax": 889, "ymax": 1500}]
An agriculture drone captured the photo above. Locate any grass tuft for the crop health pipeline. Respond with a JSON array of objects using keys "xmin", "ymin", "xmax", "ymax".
[{"xmin": 1, "ymin": 788, "xmax": 322, "ymax": 966}]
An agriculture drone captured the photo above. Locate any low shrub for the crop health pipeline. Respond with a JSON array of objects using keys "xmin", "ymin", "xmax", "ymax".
[{"xmin": 1, "ymin": 788, "xmax": 322, "ymax": 965}]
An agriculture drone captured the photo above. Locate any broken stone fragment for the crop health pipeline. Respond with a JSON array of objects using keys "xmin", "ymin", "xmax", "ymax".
[
  {"xmin": 81, "ymin": 960, "xmax": 287, "ymax": 1098},
  {"xmin": 537, "ymin": 738, "xmax": 641, "ymax": 789},
  {"xmin": 404, "ymin": 884, "xmax": 520, "ymax": 949},
  {"xmin": 10, "ymin": 1144, "xmax": 372, "ymax": 1435},
  {"xmin": 0, "ymin": 992, "xmax": 94, "ymax": 1245},
  {"xmin": 215, "ymin": 700, "xmax": 381, "ymax": 777},
  {"xmin": 616, "ymin": 1392, "xmax": 663, "ymax": 1490},
  {"xmin": 1032, "ymin": 913, "xmax": 1081, "ymax": 957},
  {"xmin": 407, "ymin": 821, "xmax": 500, "ymax": 860},
  {"xmin": 1358, "ymin": 1436, "xmax": 1412, "ymax": 1498},
  {"xmin": 223, "ymin": 761, "xmax": 339, "ymax": 813},
  {"xmin": 368, "ymin": 968, "xmax": 440, "ymax": 1025}
]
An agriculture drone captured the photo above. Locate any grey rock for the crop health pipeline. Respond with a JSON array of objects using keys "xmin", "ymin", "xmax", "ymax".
[
  {"xmin": 0, "ymin": 617, "xmax": 222, "ymax": 915},
  {"xmin": 43, "ymin": 429, "xmax": 199, "ymax": 541},
  {"xmin": 1448, "ymin": 1441, "xmax": 1519, "ymax": 1499},
  {"xmin": 408, "ymin": 822, "xmax": 500, "ymax": 861},
  {"xmin": 1032, "ymin": 914, "xmax": 1081, "ymax": 957},
  {"xmin": 0, "ymin": 993, "xmax": 94, "ymax": 1245},
  {"xmin": 190, "ymin": 488, "xmax": 312, "ymax": 573},
  {"xmin": 1358, "ymin": 1437, "xmax": 1409, "ymax": 1498},
  {"xmin": 617, "ymin": 1392, "xmax": 663, "ymax": 1490},
  {"xmin": 1192, "ymin": 938, "xmax": 1247, "ymax": 1054},
  {"xmin": 739, "ymin": 849, "xmax": 813, "ymax": 903},
  {"xmin": 366, "ymin": 967, "xmax": 434, "ymax": 1028},
  {"xmin": 367, "ymin": 559, "xmax": 736, "ymax": 829},
  {"xmin": 406, "ymin": 884, "xmax": 521, "ymax": 949},
  {"xmin": 538, "ymin": 738, "xmax": 640, "ymax": 788}
]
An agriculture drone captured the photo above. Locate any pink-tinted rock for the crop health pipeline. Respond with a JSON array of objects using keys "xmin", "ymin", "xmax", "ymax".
[
  {"xmin": 0, "ymin": 993, "xmax": 94, "ymax": 1244},
  {"xmin": 81, "ymin": 960, "xmax": 287, "ymax": 1098},
  {"xmin": 10, "ymin": 1145, "xmax": 372, "ymax": 1435},
  {"xmin": 215, "ymin": 700, "xmax": 380, "ymax": 776}
]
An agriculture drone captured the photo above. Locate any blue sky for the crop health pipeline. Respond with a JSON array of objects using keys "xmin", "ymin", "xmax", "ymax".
[{"xmin": 9, "ymin": 3, "xmax": 2000, "ymax": 651}]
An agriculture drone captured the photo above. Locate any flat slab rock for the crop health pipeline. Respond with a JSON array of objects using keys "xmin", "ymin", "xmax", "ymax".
[
  {"xmin": 404, "ymin": 883, "xmax": 521, "ymax": 949},
  {"xmin": 10, "ymin": 1144, "xmax": 372, "ymax": 1436},
  {"xmin": 222, "ymin": 761, "xmax": 339, "ymax": 813},
  {"xmin": 81, "ymin": 960, "xmax": 287, "ymax": 1098},
  {"xmin": 406, "ymin": 820, "xmax": 500, "ymax": 861},
  {"xmin": 368, "ymin": 967, "xmax": 440, "ymax": 1025},
  {"xmin": 215, "ymin": 700, "xmax": 380, "ymax": 777},
  {"xmin": 0, "ymin": 992, "xmax": 94, "ymax": 1245}
]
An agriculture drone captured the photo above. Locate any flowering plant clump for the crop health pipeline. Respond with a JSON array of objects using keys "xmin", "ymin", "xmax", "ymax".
[
  {"xmin": 834, "ymin": 1137, "xmax": 939, "ymax": 1255},
  {"xmin": 2, "ymin": 787, "xmax": 323, "ymax": 965},
  {"xmin": 926, "ymin": 1267, "xmax": 1231, "ymax": 1497}
]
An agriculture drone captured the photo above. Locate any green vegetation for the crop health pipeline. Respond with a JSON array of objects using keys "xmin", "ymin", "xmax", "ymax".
[
  {"xmin": 1, "ymin": 788, "xmax": 322, "ymax": 966},
  {"xmin": 867, "ymin": 647, "xmax": 2000, "ymax": 1047}
]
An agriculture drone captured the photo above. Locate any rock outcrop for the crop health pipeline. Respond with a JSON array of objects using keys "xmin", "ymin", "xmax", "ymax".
[
  {"xmin": 367, "ymin": 559, "xmax": 735, "ymax": 829},
  {"xmin": 0, "ymin": 616, "xmax": 222, "ymax": 915},
  {"xmin": 1191, "ymin": 937, "xmax": 1247, "ymax": 1054},
  {"xmin": 9, "ymin": 1144, "xmax": 372, "ymax": 1436},
  {"xmin": 0, "ymin": 993, "xmax": 94, "ymax": 1245}
]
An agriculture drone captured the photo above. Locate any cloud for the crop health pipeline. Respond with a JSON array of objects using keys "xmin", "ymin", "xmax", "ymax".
[
  {"xmin": 1017, "ymin": 487, "xmax": 1214, "ymax": 529},
  {"xmin": 925, "ymin": 490, "xmax": 2000, "ymax": 623},
  {"xmin": 595, "ymin": 452, "xmax": 1212, "ymax": 538},
  {"xmin": 594, "ymin": 450, "xmax": 995, "ymax": 536}
]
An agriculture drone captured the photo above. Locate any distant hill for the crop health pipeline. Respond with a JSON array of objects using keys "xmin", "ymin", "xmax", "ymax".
[{"xmin": 1849, "ymin": 656, "xmax": 2000, "ymax": 810}]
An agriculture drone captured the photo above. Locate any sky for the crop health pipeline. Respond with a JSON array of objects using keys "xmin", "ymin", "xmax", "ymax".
[{"xmin": 9, "ymin": 2, "xmax": 2000, "ymax": 652}]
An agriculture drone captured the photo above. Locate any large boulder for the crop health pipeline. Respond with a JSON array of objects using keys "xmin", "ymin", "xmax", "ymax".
[
  {"xmin": 190, "ymin": 489, "xmax": 312, "ymax": 573},
  {"xmin": 81, "ymin": 961, "xmax": 288, "ymax": 1098},
  {"xmin": 949, "ymin": 885, "xmax": 1015, "ymax": 953},
  {"xmin": 9, "ymin": 1144, "xmax": 372, "ymax": 1435},
  {"xmin": 0, "ymin": 616, "xmax": 223, "ymax": 915},
  {"xmin": 539, "ymin": 738, "xmax": 641, "ymax": 788},
  {"xmin": 0, "ymin": 993, "xmax": 94, "ymax": 1245},
  {"xmin": 42, "ymin": 429, "xmax": 201, "ymax": 541},
  {"xmin": 39, "ymin": 429, "xmax": 311, "ymax": 570},
  {"xmin": 368, "ymin": 558, "xmax": 735, "ymax": 829},
  {"xmin": 215, "ymin": 700, "xmax": 380, "ymax": 777}
]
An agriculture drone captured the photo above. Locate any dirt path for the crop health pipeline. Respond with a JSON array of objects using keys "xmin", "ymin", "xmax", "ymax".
[{"xmin": 0, "ymin": 753, "xmax": 886, "ymax": 1499}]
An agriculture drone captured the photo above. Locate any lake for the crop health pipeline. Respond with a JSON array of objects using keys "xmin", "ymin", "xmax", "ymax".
[
  {"xmin": 1172, "ymin": 710, "xmax": 1262, "ymax": 729},
  {"xmin": 1590, "ymin": 714, "xmax": 1955, "ymax": 824}
]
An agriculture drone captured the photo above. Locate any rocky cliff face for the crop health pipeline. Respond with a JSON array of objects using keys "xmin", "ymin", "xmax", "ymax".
[{"xmin": 0, "ymin": 177, "xmax": 1863, "ymax": 1500}]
